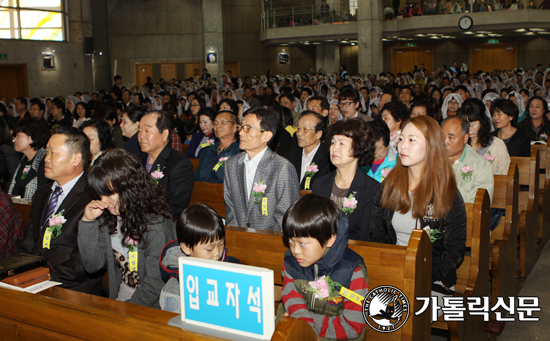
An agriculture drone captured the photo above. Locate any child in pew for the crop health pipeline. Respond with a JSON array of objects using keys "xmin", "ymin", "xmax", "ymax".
[
  {"xmin": 278, "ymin": 194, "xmax": 368, "ymax": 341},
  {"xmin": 158, "ymin": 203, "xmax": 240, "ymax": 311}
]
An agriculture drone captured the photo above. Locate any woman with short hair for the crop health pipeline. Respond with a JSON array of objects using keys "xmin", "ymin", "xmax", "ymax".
[{"xmin": 81, "ymin": 119, "xmax": 113, "ymax": 166}]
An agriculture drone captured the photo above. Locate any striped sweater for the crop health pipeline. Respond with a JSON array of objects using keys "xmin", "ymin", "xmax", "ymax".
[{"xmin": 282, "ymin": 265, "xmax": 368, "ymax": 340}]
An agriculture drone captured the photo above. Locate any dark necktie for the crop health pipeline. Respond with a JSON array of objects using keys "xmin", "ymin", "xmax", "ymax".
[{"xmin": 42, "ymin": 186, "xmax": 63, "ymax": 229}]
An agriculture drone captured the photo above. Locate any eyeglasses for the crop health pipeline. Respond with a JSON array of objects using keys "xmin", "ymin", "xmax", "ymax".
[
  {"xmin": 296, "ymin": 127, "xmax": 317, "ymax": 133},
  {"xmin": 339, "ymin": 101, "xmax": 355, "ymax": 108},
  {"xmin": 236, "ymin": 124, "xmax": 264, "ymax": 133},
  {"xmin": 213, "ymin": 120, "xmax": 235, "ymax": 127}
]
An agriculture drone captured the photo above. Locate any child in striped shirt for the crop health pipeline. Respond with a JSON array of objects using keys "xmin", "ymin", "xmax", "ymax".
[{"xmin": 279, "ymin": 194, "xmax": 368, "ymax": 340}]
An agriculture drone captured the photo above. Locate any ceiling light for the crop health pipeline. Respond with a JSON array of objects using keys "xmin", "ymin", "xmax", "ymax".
[{"xmin": 515, "ymin": 29, "xmax": 526, "ymax": 32}]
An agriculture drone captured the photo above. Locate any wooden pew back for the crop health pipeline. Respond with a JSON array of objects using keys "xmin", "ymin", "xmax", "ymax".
[
  {"xmin": 189, "ymin": 182, "xmax": 226, "ymax": 217},
  {"xmin": 0, "ymin": 287, "xmax": 317, "ymax": 340},
  {"xmin": 532, "ymin": 144, "xmax": 550, "ymax": 248},
  {"xmin": 224, "ymin": 227, "xmax": 432, "ymax": 341}
]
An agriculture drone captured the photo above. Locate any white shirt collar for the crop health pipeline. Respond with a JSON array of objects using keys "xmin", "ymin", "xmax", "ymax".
[
  {"xmin": 244, "ymin": 145, "xmax": 268, "ymax": 164},
  {"xmin": 52, "ymin": 171, "xmax": 84, "ymax": 194}
]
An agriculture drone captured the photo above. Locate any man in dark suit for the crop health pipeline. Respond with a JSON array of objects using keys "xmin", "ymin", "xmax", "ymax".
[
  {"xmin": 111, "ymin": 75, "xmax": 122, "ymax": 100},
  {"xmin": 18, "ymin": 127, "xmax": 104, "ymax": 295},
  {"xmin": 284, "ymin": 111, "xmax": 334, "ymax": 190},
  {"xmin": 139, "ymin": 111, "xmax": 194, "ymax": 218},
  {"xmin": 202, "ymin": 68, "xmax": 211, "ymax": 81},
  {"xmin": 243, "ymin": 86, "xmax": 262, "ymax": 109}
]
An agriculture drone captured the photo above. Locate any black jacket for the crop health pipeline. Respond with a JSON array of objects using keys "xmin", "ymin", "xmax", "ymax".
[
  {"xmin": 491, "ymin": 128, "xmax": 531, "ymax": 157},
  {"xmin": 140, "ymin": 143, "xmax": 194, "ymax": 218},
  {"xmin": 283, "ymin": 142, "xmax": 334, "ymax": 190},
  {"xmin": 370, "ymin": 184, "xmax": 467, "ymax": 292},
  {"xmin": 18, "ymin": 175, "xmax": 104, "ymax": 295},
  {"xmin": 312, "ymin": 167, "xmax": 380, "ymax": 241},
  {"xmin": 517, "ymin": 117, "xmax": 550, "ymax": 143}
]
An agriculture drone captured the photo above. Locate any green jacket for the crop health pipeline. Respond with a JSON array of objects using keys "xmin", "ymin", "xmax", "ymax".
[{"xmin": 452, "ymin": 144, "xmax": 494, "ymax": 204}]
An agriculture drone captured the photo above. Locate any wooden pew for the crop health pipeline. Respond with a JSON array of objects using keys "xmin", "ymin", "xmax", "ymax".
[
  {"xmin": 190, "ymin": 158, "xmax": 200, "ymax": 171},
  {"xmin": 181, "ymin": 143, "xmax": 189, "ymax": 154},
  {"xmin": 432, "ymin": 189, "xmax": 491, "ymax": 341},
  {"xmin": 490, "ymin": 164, "xmax": 519, "ymax": 311},
  {"xmin": 533, "ymin": 144, "xmax": 550, "ymax": 251},
  {"xmin": 225, "ymin": 226, "xmax": 433, "ymax": 341},
  {"xmin": 510, "ymin": 147, "xmax": 540, "ymax": 285},
  {"xmin": 189, "ymin": 182, "xmax": 225, "ymax": 217},
  {"xmin": 13, "ymin": 202, "xmax": 31, "ymax": 227},
  {"xmin": 0, "ymin": 287, "xmax": 317, "ymax": 340}
]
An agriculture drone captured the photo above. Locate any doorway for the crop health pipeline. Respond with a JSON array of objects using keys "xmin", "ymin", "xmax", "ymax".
[
  {"xmin": 391, "ymin": 46, "xmax": 434, "ymax": 75},
  {"xmin": 133, "ymin": 61, "xmax": 203, "ymax": 86},
  {"xmin": 0, "ymin": 64, "xmax": 28, "ymax": 98},
  {"xmin": 469, "ymin": 43, "xmax": 517, "ymax": 73}
]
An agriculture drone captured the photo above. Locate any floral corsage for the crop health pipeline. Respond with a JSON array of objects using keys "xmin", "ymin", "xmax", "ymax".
[
  {"xmin": 460, "ymin": 165, "xmax": 473, "ymax": 182},
  {"xmin": 307, "ymin": 275, "xmax": 344, "ymax": 306},
  {"xmin": 423, "ymin": 226, "xmax": 443, "ymax": 243},
  {"xmin": 251, "ymin": 180, "xmax": 266, "ymax": 205},
  {"xmin": 20, "ymin": 165, "xmax": 31, "ymax": 180},
  {"xmin": 484, "ymin": 152, "xmax": 495, "ymax": 163},
  {"xmin": 47, "ymin": 211, "xmax": 66, "ymax": 239},
  {"xmin": 305, "ymin": 163, "xmax": 319, "ymax": 178},
  {"xmin": 341, "ymin": 191, "xmax": 358, "ymax": 216},
  {"xmin": 151, "ymin": 166, "xmax": 164, "ymax": 185}
]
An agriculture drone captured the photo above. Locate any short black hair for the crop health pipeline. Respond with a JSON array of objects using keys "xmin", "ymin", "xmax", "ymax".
[
  {"xmin": 125, "ymin": 107, "xmax": 146, "ymax": 123},
  {"xmin": 80, "ymin": 119, "xmax": 113, "ymax": 152},
  {"xmin": 218, "ymin": 99, "xmax": 239, "ymax": 113},
  {"xmin": 114, "ymin": 75, "xmax": 121, "ymax": 81},
  {"xmin": 13, "ymin": 118, "xmax": 51, "ymax": 151},
  {"xmin": 458, "ymin": 98, "xmax": 492, "ymax": 148},
  {"xmin": 31, "ymin": 101, "xmax": 45, "ymax": 112},
  {"xmin": 339, "ymin": 85, "xmax": 360, "ymax": 103},
  {"xmin": 279, "ymin": 92, "xmax": 295, "ymax": 104},
  {"xmin": 0, "ymin": 117, "xmax": 12, "ymax": 145},
  {"xmin": 53, "ymin": 126, "xmax": 91, "ymax": 168},
  {"xmin": 491, "ymin": 99, "xmax": 519, "ymax": 126},
  {"xmin": 283, "ymin": 194, "xmax": 339, "ymax": 246},
  {"xmin": 74, "ymin": 102, "xmax": 91, "ymax": 118},
  {"xmin": 184, "ymin": 118, "xmax": 197, "ymax": 135},
  {"xmin": 308, "ymin": 95, "xmax": 329, "ymax": 112},
  {"xmin": 146, "ymin": 111, "xmax": 172, "ymax": 136},
  {"xmin": 527, "ymin": 96, "xmax": 549, "ymax": 114},
  {"xmin": 326, "ymin": 118, "xmax": 376, "ymax": 167},
  {"xmin": 198, "ymin": 107, "xmax": 217, "ymax": 124},
  {"xmin": 242, "ymin": 107, "xmax": 278, "ymax": 144},
  {"xmin": 16, "ymin": 97, "xmax": 27, "ymax": 108},
  {"xmin": 454, "ymin": 85, "xmax": 469, "ymax": 94},
  {"xmin": 177, "ymin": 204, "xmax": 225, "ymax": 248},
  {"xmin": 380, "ymin": 101, "xmax": 409, "ymax": 124},
  {"xmin": 367, "ymin": 119, "xmax": 390, "ymax": 147}
]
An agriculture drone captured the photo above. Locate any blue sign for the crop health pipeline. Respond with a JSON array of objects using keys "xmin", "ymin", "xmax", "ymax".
[{"xmin": 179, "ymin": 257, "xmax": 275, "ymax": 339}]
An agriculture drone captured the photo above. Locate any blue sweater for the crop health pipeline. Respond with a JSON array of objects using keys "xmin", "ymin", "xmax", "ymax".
[{"xmin": 194, "ymin": 140, "xmax": 241, "ymax": 183}]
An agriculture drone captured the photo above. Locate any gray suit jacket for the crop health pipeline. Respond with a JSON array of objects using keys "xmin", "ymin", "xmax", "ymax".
[{"xmin": 224, "ymin": 148, "xmax": 300, "ymax": 231}]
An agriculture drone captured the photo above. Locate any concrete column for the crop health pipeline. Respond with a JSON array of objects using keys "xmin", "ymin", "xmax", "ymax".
[
  {"xmin": 316, "ymin": 43, "xmax": 340, "ymax": 75},
  {"xmin": 202, "ymin": 0, "xmax": 224, "ymax": 79},
  {"xmin": 357, "ymin": 0, "xmax": 384, "ymax": 75}
]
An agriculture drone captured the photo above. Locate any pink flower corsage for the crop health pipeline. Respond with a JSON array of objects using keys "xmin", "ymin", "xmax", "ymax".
[
  {"xmin": 341, "ymin": 191, "xmax": 358, "ymax": 216},
  {"xmin": 151, "ymin": 165, "xmax": 164, "ymax": 184},
  {"xmin": 460, "ymin": 165, "xmax": 473, "ymax": 182}
]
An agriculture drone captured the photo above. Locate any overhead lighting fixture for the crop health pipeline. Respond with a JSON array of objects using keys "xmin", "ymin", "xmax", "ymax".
[
  {"xmin": 463, "ymin": 32, "xmax": 474, "ymax": 35},
  {"xmin": 415, "ymin": 34, "xmax": 426, "ymax": 37},
  {"xmin": 475, "ymin": 34, "xmax": 485, "ymax": 37},
  {"xmin": 326, "ymin": 39, "xmax": 334, "ymax": 42},
  {"xmin": 430, "ymin": 36, "xmax": 441, "ymax": 39},
  {"xmin": 351, "ymin": 43, "xmax": 355, "ymax": 45},
  {"xmin": 515, "ymin": 29, "xmax": 526, "ymax": 32},
  {"xmin": 530, "ymin": 28, "xmax": 545, "ymax": 31}
]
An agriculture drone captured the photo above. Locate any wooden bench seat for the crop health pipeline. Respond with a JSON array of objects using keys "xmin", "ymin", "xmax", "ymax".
[
  {"xmin": 0, "ymin": 287, "xmax": 317, "ymax": 340},
  {"xmin": 533, "ymin": 144, "xmax": 550, "ymax": 252},
  {"xmin": 490, "ymin": 164, "xmax": 519, "ymax": 310},
  {"xmin": 511, "ymin": 147, "xmax": 540, "ymax": 286},
  {"xmin": 431, "ymin": 189, "xmax": 491, "ymax": 341},
  {"xmin": 224, "ymin": 226, "xmax": 433, "ymax": 340}
]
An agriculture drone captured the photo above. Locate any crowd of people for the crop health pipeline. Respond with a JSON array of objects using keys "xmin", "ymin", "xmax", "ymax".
[{"xmin": 1, "ymin": 61, "xmax": 550, "ymax": 339}]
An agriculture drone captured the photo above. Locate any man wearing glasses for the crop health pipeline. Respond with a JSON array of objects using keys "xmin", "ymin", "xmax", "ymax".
[
  {"xmin": 284, "ymin": 111, "xmax": 334, "ymax": 190},
  {"xmin": 223, "ymin": 107, "xmax": 300, "ymax": 231},
  {"xmin": 338, "ymin": 86, "xmax": 372, "ymax": 122}
]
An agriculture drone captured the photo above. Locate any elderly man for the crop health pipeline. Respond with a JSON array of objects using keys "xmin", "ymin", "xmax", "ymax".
[
  {"xmin": 139, "ymin": 111, "xmax": 194, "ymax": 218},
  {"xmin": 284, "ymin": 111, "xmax": 333, "ymax": 190},
  {"xmin": 224, "ymin": 107, "xmax": 300, "ymax": 231},
  {"xmin": 338, "ymin": 85, "xmax": 372, "ymax": 122},
  {"xmin": 18, "ymin": 127, "xmax": 103, "ymax": 294},
  {"xmin": 306, "ymin": 96, "xmax": 330, "ymax": 117},
  {"xmin": 442, "ymin": 116, "xmax": 494, "ymax": 204},
  {"xmin": 15, "ymin": 97, "xmax": 29, "ymax": 119},
  {"xmin": 243, "ymin": 86, "xmax": 261, "ymax": 109}
]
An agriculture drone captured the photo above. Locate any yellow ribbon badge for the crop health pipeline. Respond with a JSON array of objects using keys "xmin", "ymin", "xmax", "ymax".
[
  {"xmin": 261, "ymin": 197, "xmax": 268, "ymax": 216},
  {"xmin": 129, "ymin": 251, "xmax": 138, "ymax": 272},
  {"xmin": 213, "ymin": 162, "xmax": 222, "ymax": 171},
  {"xmin": 305, "ymin": 177, "xmax": 311, "ymax": 190},
  {"xmin": 42, "ymin": 229, "xmax": 52, "ymax": 249},
  {"xmin": 339, "ymin": 287, "xmax": 364, "ymax": 306}
]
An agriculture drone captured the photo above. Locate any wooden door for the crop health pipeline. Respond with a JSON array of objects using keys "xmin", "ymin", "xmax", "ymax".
[
  {"xmin": 224, "ymin": 61, "xmax": 240, "ymax": 77},
  {"xmin": 160, "ymin": 63, "xmax": 177, "ymax": 81},
  {"xmin": 184, "ymin": 62, "xmax": 202, "ymax": 80},
  {"xmin": 469, "ymin": 43, "xmax": 517, "ymax": 73},
  {"xmin": 135, "ymin": 63, "xmax": 152, "ymax": 89},
  {"xmin": 391, "ymin": 46, "xmax": 434, "ymax": 74},
  {"xmin": 0, "ymin": 64, "xmax": 28, "ymax": 98}
]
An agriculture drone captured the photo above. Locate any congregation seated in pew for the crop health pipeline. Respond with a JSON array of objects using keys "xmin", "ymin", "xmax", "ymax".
[
  {"xmin": 159, "ymin": 203, "xmax": 240, "ymax": 312},
  {"xmin": 371, "ymin": 116, "xmax": 467, "ymax": 320}
]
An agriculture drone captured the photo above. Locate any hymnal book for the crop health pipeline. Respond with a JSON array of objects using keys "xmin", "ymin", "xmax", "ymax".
[{"xmin": 0, "ymin": 253, "xmax": 47, "ymax": 280}]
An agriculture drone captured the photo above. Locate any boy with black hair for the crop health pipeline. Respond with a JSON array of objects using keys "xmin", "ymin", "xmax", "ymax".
[
  {"xmin": 159, "ymin": 204, "xmax": 240, "ymax": 311},
  {"xmin": 279, "ymin": 194, "xmax": 368, "ymax": 340}
]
